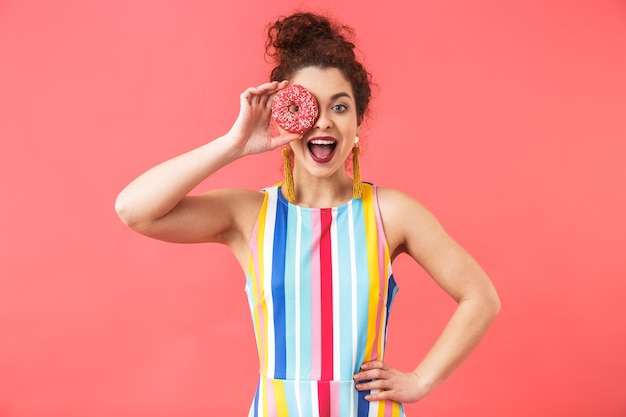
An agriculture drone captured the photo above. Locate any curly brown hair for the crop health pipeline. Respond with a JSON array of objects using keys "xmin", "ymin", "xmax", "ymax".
[{"xmin": 265, "ymin": 12, "xmax": 372, "ymax": 121}]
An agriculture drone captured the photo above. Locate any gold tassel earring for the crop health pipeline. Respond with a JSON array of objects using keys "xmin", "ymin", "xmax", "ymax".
[
  {"xmin": 352, "ymin": 139, "xmax": 362, "ymax": 199},
  {"xmin": 282, "ymin": 147, "xmax": 296, "ymax": 202}
]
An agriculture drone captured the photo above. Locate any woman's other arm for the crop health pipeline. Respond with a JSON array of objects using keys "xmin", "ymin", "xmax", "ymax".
[{"xmin": 354, "ymin": 187, "xmax": 501, "ymax": 403}]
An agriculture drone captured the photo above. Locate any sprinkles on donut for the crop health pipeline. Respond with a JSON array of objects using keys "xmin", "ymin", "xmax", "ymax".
[{"xmin": 271, "ymin": 84, "xmax": 319, "ymax": 133}]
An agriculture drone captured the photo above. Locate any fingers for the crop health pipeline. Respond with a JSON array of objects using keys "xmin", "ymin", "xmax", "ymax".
[
  {"xmin": 231, "ymin": 80, "xmax": 295, "ymax": 153},
  {"xmin": 353, "ymin": 361, "xmax": 407, "ymax": 402},
  {"xmin": 359, "ymin": 361, "xmax": 386, "ymax": 371},
  {"xmin": 252, "ymin": 80, "xmax": 289, "ymax": 91},
  {"xmin": 354, "ymin": 377, "xmax": 391, "ymax": 392},
  {"xmin": 240, "ymin": 80, "xmax": 291, "ymax": 118},
  {"xmin": 353, "ymin": 361, "xmax": 391, "ymax": 397},
  {"xmin": 353, "ymin": 369, "xmax": 392, "ymax": 389},
  {"xmin": 354, "ymin": 374, "xmax": 394, "ymax": 402},
  {"xmin": 243, "ymin": 80, "xmax": 289, "ymax": 99},
  {"xmin": 353, "ymin": 363, "xmax": 425, "ymax": 404},
  {"xmin": 269, "ymin": 132, "xmax": 301, "ymax": 149},
  {"xmin": 353, "ymin": 361, "xmax": 388, "ymax": 381}
]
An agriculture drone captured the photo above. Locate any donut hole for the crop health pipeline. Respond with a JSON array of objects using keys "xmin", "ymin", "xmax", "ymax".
[{"xmin": 288, "ymin": 104, "xmax": 299, "ymax": 113}]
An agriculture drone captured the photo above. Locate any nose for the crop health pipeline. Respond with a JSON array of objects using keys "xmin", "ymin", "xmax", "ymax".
[{"xmin": 314, "ymin": 108, "xmax": 332, "ymax": 130}]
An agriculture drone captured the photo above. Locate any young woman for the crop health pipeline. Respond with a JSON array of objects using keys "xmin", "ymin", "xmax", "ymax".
[{"xmin": 116, "ymin": 12, "xmax": 500, "ymax": 417}]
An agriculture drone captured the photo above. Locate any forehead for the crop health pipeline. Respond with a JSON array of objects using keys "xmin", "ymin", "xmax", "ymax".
[{"xmin": 289, "ymin": 67, "xmax": 354, "ymax": 101}]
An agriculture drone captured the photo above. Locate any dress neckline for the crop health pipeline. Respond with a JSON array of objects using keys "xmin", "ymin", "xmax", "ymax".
[{"xmin": 276, "ymin": 185, "xmax": 362, "ymax": 211}]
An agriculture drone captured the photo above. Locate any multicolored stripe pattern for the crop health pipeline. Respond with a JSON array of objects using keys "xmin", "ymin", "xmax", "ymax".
[{"xmin": 245, "ymin": 183, "xmax": 405, "ymax": 417}]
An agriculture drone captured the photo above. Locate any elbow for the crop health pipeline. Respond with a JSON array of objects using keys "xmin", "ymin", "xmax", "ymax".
[
  {"xmin": 484, "ymin": 285, "xmax": 501, "ymax": 321},
  {"xmin": 114, "ymin": 192, "xmax": 165, "ymax": 236},
  {"xmin": 460, "ymin": 277, "xmax": 501, "ymax": 321},
  {"xmin": 114, "ymin": 193, "xmax": 140, "ymax": 229},
  {"xmin": 464, "ymin": 282, "xmax": 501, "ymax": 323}
]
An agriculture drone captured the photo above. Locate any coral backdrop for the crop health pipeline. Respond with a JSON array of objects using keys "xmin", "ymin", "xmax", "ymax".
[{"xmin": 1, "ymin": 1, "xmax": 625, "ymax": 416}]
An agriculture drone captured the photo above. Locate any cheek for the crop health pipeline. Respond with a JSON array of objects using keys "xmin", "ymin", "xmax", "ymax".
[
  {"xmin": 289, "ymin": 139, "xmax": 305, "ymax": 154},
  {"xmin": 344, "ymin": 124, "xmax": 359, "ymax": 141}
]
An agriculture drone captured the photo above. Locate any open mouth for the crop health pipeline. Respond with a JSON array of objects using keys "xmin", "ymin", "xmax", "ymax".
[{"xmin": 307, "ymin": 138, "xmax": 337, "ymax": 163}]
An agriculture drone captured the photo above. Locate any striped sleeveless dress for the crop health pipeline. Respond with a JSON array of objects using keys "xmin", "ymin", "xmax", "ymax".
[{"xmin": 245, "ymin": 183, "xmax": 405, "ymax": 417}]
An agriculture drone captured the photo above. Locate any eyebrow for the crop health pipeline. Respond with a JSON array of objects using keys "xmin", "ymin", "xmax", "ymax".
[{"xmin": 330, "ymin": 92, "xmax": 353, "ymax": 101}]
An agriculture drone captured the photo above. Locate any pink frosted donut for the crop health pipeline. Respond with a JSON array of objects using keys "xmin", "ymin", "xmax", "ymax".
[{"xmin": 271, "ymin": 84, "xmax": 319, "ymax": 133}]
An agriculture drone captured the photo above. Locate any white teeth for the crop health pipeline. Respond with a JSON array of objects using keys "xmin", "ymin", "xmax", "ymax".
[{"xmin": 310, "ymin": 139, "xmax": 335, "ymax": 145}]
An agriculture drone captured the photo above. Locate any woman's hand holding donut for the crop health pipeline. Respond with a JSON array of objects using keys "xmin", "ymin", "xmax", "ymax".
[
  {"xmin": 226, "ymin": 80, "xmax": 301, "ymax": 156},
  {"xmin": 353, "ymin": 361, "xmax": 431, "ymax": 404}
]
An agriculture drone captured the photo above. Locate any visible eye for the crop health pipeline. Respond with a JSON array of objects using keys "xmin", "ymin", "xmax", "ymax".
[{"xmin": 331, "ymin": 104, "xmax": 348, "ymax": 113}]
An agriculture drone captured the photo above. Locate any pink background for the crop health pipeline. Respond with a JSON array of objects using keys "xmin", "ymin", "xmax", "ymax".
[{"xmin": 1, "ymin": 0, "xmax": 625, "ymax": 416}]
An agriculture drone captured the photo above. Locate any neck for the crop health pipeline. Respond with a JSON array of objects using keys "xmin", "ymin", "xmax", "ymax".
[{"xmin": 288, "ymin": 171, "xmax": 354, "ymax": 208}]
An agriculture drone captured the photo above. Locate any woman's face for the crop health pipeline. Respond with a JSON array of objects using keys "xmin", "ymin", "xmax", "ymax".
[{"xmin": 286, "ymin": 66, "xmax": 361, "ymax": 181}]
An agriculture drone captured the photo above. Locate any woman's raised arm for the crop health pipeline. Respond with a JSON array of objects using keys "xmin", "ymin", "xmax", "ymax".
[{"xmin": 114, "ymin": 80, "xmax": 299, "ymax": 245}]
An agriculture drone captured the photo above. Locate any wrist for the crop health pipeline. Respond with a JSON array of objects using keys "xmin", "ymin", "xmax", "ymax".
[
  {"xmin": 212, "ymin": 134, "xmax": 248, "ymax": 161},
  {"xmin": 411, "ymin": 368, "xmax": 440, "ymax": 397}
]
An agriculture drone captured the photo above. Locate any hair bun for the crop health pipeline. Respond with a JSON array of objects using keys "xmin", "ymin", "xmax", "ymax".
[{"xmin": 266, "ymin": 12, "xmax": 355, "ymax": 61}]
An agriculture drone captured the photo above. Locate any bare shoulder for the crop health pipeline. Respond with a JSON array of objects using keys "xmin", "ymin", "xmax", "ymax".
[{"xmin": 375, "ymin": 186, "xmax": 445, "ymax": 260}]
